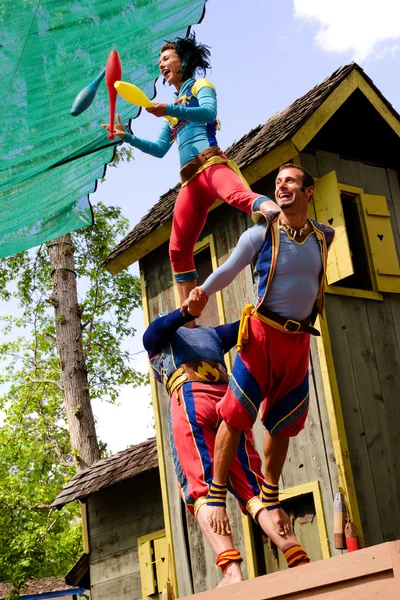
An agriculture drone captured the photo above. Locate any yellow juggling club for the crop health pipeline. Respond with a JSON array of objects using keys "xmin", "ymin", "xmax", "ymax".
[{"xmin": 114, "ymin": 81, "xmax": 178, "ymax": 125}]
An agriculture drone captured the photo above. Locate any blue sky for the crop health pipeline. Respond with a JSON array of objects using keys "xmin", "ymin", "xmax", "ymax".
[
  {"xmin": 4, "ymin": 1, "xmax": 400, "ymax": 452},
  {"xmin": 91, "ymin": 0, "xmax": 400, "ymax": 452}
]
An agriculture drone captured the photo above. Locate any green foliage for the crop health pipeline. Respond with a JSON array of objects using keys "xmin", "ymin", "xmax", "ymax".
[
  {"xmin": 0, "ymin": 201, "xmax": 148, "ymax": 590},
  {"xmin": 0, "ymin": 376, "xmax": 81, "ymax": 589},
  {"xmin": 101, "ymin": 146, "xmax": 134, "ymax": 181}
]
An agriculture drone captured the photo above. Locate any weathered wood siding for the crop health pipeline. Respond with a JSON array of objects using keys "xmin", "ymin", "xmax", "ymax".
[
  {"xmin": 301, "ymin": 149, "xmax": 400, "ymax": 546},
  {"xmin": 88, "ymin": 470, "xmax": 164, "ymax": 600}
]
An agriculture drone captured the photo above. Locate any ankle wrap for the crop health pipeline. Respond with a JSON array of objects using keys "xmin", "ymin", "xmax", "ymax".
[
  {"xmin": 284, "ymin": 544, "xmax": 310, "ymax": 568},
  {"xmin": 261, "ymin": 481, "xmax": 280, "ymax": 511},
  {"xmin": 206, "ymin": 481, "xmax": 228, "ymax": 508},
  {"xmin": 216, "ymin": 549, "xmax": 243, "ymax": 569},
  {"xmin": 246, "ymin": 496, "xmax": 265, "ymax": 522}
]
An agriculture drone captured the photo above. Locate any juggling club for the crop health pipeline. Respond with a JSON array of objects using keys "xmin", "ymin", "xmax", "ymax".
[
  {"xmin": 105, "ymin": 50, "xmax": 122, "ymax": 140},
  {"xmin": 71, "ymin": 68, "xmax": 106, "ymax": 116}
]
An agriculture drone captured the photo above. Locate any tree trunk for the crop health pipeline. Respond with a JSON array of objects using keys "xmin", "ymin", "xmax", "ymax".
[{"xmin": 47, "ymin": 234, "xmax": 100, "ymax": 470}]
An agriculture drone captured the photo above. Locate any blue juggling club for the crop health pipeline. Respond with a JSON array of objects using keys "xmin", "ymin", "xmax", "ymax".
[{"xmin": 71, "ymin": 68, "xmax": 106, "ymax": 116}]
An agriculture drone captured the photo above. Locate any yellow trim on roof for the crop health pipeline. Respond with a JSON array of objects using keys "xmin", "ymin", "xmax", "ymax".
[{"xmin": 291, "ymin": 70, "xmax": 360, "ymax": 152}]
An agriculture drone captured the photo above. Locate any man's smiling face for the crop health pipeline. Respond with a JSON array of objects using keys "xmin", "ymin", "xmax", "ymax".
[{"xmin": 275, "ymin": 167, "xmax": 313, "ymax": 210}]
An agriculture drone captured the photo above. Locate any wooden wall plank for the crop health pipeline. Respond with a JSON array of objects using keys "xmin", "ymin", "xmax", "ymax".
[
  {"xmin": 325, "ymin": 294, "xmax": 383, "ymax": 545},
  {"xmin": 388, "ymin": 295, "xmax": 400, "ymax": 352},
  {"xmin": 315, "ymin": 150, "xmax": 344, "ymax": 181},
  {"xmin": 90, "ymin": 513, "xmax": 162, "ymax": 561},
  {"xmin": 87, "ymin": 472, "xmax": 161, "ymax": 518},
  {"xmin": 91, "ymin": 571, "xmax": 142, "ymax": 600},
  {"xmin": 87, "ymin": 473, "xmax": 165, "ymax": 599},
  {"xmin": 91, "ymin": 547, "xmax": 139, "ymax": 585},
  {"xmin": 366, "ymin": 299, "xmax": 400, "ymax": 540},
  {"xmin": 386, "ymin": 168, "xmax": 400, "ymax": 258},
  {"xmin": 299, "ymin": 152, "xmax": 319, "ymax": 178}
]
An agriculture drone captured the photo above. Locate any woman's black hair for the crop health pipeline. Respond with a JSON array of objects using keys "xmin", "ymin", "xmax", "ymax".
[{"xmin": 161, "ymin": 32, "xmax": 211, "ymax": 82}]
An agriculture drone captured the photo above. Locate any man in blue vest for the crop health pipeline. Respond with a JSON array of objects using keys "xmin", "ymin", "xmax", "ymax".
[{"xmin": 182, "ymin": 163, "xmax": 335, "ymax": 537}]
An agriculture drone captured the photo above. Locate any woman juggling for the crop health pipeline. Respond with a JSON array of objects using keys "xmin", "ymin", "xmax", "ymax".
[{"xmin": 103, "ymin": 34, "xmax": 277, "ymax": 303}]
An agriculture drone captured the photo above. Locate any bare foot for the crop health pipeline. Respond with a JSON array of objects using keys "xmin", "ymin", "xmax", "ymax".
[
  {"xmin": 208, "ymin": 507, "xmax": 231, "ymax": 535},
  {"xmin": 217, "ymin": 562, "xmax": 243, "ymax": 587},
  {"xmin": 268, "ymin": 507, "xmax": 292, "ymax": 536}
]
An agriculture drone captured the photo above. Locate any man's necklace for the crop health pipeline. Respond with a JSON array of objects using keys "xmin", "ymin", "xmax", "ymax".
[{"xmin": 279, "ymin": 217, "xmax": 309, "ymax": 240}]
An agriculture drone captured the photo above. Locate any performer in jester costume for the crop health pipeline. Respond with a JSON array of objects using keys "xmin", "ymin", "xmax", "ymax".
[
  {"xmin": 104, "ymin": 34, "xmax": 278, "ymax": 304},
  {"xmin": 143, "ymin": 302, "xmax": 310, "ymax": 587},
  {"xmin": 183, "ymin": 164, "xmax": 335, "ymax": 536}
]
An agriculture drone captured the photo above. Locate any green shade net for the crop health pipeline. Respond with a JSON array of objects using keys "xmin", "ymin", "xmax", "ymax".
[{"xmin": 0, "ymin": 0, "xmax": 207, "ymax": 258}]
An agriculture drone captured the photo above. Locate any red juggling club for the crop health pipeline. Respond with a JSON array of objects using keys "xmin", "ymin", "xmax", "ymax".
[{"xmin": 105, "ymin": 50, "xmax": 122, "ymax": 140}]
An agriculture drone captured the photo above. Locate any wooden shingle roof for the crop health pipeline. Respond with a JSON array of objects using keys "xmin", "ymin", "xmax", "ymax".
[
  {"xmin": 51, "ymin": 437, "xmax": 158, "ymax": 509},
  {"xmin": 103, "ymin": 61, "xmax": 400, "ymax": 273}
]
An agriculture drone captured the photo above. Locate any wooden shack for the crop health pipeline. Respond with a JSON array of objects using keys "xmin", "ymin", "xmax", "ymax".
[
  {"xmin": 52, "ymin": 438, "xmax": 169, "ymax": 599},
  {"xmin": 85, "ymin": 61, "xmax": 400, "ymax": 599}
]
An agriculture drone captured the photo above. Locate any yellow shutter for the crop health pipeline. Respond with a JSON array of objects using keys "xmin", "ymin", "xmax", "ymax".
[
  {"xmin": 138, "ymin": 539, "xmax": 156, "ymax": 597},
  {"xmin": 313, "ymin": 171, "xmax": 354, "ymax": 284},
  {"xmin": 360, "ymin": 193, "xmax": 400, "ymax": 293},
  {"xmin": 153, "ymin": 535, "xmax": 169, "ymax": 592}
]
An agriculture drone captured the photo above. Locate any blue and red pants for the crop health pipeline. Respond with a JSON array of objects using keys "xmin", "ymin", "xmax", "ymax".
[
  {"xmin": 170, "ymin": 162, "xmax": 264, "ymax": 283},
  {"xmin": 217, "ymin": 316, "xmax": 310, "ymax": 436},
  {"xmin": 168, "ymin": 380, "xmax": 264, "ymax": 515}
]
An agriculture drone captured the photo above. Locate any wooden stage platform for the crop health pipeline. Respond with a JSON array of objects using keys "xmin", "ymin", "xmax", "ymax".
[{"xmin": 178, "ymin": 540, "xmax": 400, "ymax": 599}]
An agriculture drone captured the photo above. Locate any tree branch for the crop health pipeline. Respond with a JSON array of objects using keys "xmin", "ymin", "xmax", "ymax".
[
  {"xmin": 38, "ymin": 331, "xmax": 57, "ymax": 346},
  {"xmin": 26, "ymin": 377, "xmax": 64, "ymax": 391}
]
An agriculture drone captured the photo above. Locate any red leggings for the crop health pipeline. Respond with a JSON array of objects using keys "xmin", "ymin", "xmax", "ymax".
[
  {"xmin": 217, "ymin": 316, "xmax": 310, "ymax": 436},
  {"xmin": 169, "ymin": 381, "xmax": 264, "ymax": 514},
  {"xmin": 170, "ymin": 163, "xmax": 263, "ymax": 282}
]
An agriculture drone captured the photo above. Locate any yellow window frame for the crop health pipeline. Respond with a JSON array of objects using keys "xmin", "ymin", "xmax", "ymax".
[
  {"xmin": 138, "ymin": 529, "xmax": 168, "ymax": 599},
  {"xmin": 279, "ymin": 480, "xmax": 330, "ymax": 559},
  {"xmin": 313, "ymin": 175, "xmax": 399, "ymax": 298},
  {"xmin": 172, "ymin": 233, "xmax": 232, "ymax": 371},
  {"xmin": 312, "ymin": 171, "xmax": 354, "ymax": 285}
]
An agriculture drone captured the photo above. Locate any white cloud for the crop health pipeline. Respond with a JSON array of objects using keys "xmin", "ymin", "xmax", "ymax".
[{"xmin": 294, "ymin": 0, "xmax": 400, "ymax": 61}]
